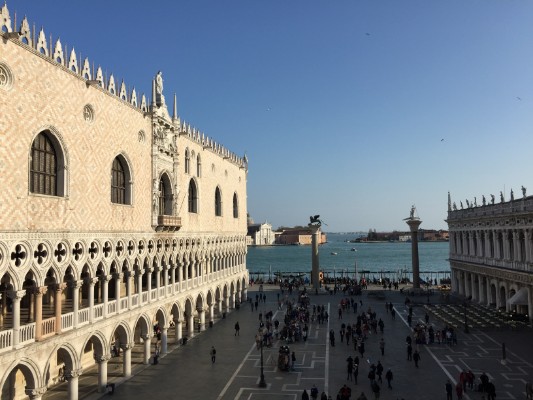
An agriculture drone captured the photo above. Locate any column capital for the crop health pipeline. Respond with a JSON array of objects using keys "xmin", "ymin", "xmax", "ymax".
[
  {"xmin": 121, "ymin": 342, "xmax": 134, "ymax": 351},
  {"xmin": 100, "ymin": 274, "xmax": 112, "ymax": 282},
  {"xmin": 147, "ymin": 267, "xmax": 154, "ymax": 273},
  {"xmin": 33, "ymin": 286, "xmax": 48, "ymax": 296},
  {"xmin": 25, "ymin": 386, "xmax": 47, "ymax": 399},
  {"xmin": 8, "ymin": 289, "xmax": 26, "ymax": 300},
  {"xmin": 114, "ymin": 272, "xmax": 124, "ymax": 280},
  {"xmin": 69, "ymin": 280, "xmax": 83, "ymax": 290},
  {"xmin": 85, "ymin": 277, "xmax": 99, "ymax": 286},
  {"xmin": 141, "ymin": 333, "xmax": 153, "ymax": 341},
  {"xmin": 54, "ymin": 283, "xmax": 67, "ymax": 292},
  {"xmin": 136, "ymin": 268, "xmax": 145, "ymax": 276},
  {"xmin": 94, "ymin": 354, "xmax": 112, "ymax": 363},
  {"xmin": 65, "ymin": 368, "xmax": 83, "ymax": 380}
]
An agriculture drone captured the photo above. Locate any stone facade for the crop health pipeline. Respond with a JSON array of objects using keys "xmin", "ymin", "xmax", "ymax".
[
  {"xmin": 247, "ymin": 223, "xmax": 275, "ymax": 246},
  {"xmin": 0, "ymin": 4, "xmax": 248, "ymax": 399},
  {"xmin": 447, "ymin": 191, "xmax": 533, "ymax": 324}
]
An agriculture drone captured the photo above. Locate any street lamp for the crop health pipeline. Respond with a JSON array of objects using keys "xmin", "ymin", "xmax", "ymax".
[{"xmin": 258, "ymin": 337, "xmax": 267, "ymax": 387}]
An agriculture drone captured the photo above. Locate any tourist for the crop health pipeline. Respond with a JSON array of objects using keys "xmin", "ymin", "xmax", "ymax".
[
  {"xmin": 311, "ymin": 385, "xmax": 319, "ymax": 399},
  {"xmin": 486, "ymin": 381, "xmax": 496, "ymax": 400},
  {"xmin": 375, "ymin": 361, "xmax": 383, "ymax": 382},
  {"xmin": 234, "ymin": 321, "xmax": 240, "ymax": 336},
  {"xmin": 413, "ymin": 350, "xmax": 420, "ymax": 368},
  {"xmin": 329, "ymin": 330, "xmax": 335, "ymax": 347},
  {"xmin": 210, "ymin": 346, "xmax": 216, "ymax": 363},
  {"xmin": 346, "ymin": 355, "xmax": 354, "ymax": 380},
  {"xmin": 291, "ymin": 351, "xmax": 296, "ymax": 371},
  {"xmin": 302, "ymin": 389, "xmax": 310, "ymax": 400},
  {"xmin": 407, "ymin": 343, "xmax": 412, "ymax": 361},
  {"xmin": 371, "ymin": 380, "xmax": 380, "ymax": 399},
  {"xmin": 379, "ymin": 338, "xmax": 385, "ymax": 356},
  {"xmin": 445, "ymin": 380, "xmax": 453, "ymax": 400},
  {"xmin": 425, "ymin": 313, "xmax": 430, "ymax": 324},
  {"xmin": 456, "ymin": 382, "xmax": 463, "ymax": 399},
  {"xmin": 459, "ymin": 370, "xmax": 467, "ymax": 392},
  {"xmin": 385, "ymin": 369, "xmax": 393, "ymax": 389}
]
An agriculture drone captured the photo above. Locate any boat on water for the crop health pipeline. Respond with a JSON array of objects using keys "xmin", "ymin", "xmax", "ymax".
[
  {"xmin": 330, "ymin": 252, "xmax": 338, "ymax": 255},
  {"xmin": 351, "ymin": 248, "xmax": 357, "ymax": 251}
]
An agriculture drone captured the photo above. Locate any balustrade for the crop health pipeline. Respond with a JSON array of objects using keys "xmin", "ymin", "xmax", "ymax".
[
  {"xmin": 19, "ymin": 323, "xmax": 35, "ymax": 345},
  {"xmin": 142, "ymin": 292, "xmax": 148, "ymax": 303},
  {"xmin": 150, "ymin": 289, "xmax": 157, "ymax": 301},
  {"xmin": 94, "ymin": 304, "xmax": 104, "ymax": 320},
  {"xmin": 108, "ymin": 300, "xmax": 117, "ymax": 315},
  {"xmin": 120, "ymin": 298, "xmax": 128, "ymax": 310},
  {"xmin": 78, "ymin": 308, "xmax": 90, "ymax": 325},
  {"xmin": 41, "ymin": 317, "xmax": 55, "ymax": 337},
  {"xmin": 0, "ymin": 329, "xmax": 13, "ymax": 352},
  {"xmin": 61, "ymin": 313, "xmax": 74, "ymax": 332}
]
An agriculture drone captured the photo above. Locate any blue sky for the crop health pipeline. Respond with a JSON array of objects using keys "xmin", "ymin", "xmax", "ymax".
[{"xmin": 9, "ymin": 1, "xmax": 533, "ymax": 232}]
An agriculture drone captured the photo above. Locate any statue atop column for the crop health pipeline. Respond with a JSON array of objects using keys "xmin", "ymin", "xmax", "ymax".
[
  {"xmin": 155, "ymin": 71, "xmax": 166, "ymax": 108},
  {"xmin": 404, "ymin": 205, "xmax": 419, "ymax": 221}
]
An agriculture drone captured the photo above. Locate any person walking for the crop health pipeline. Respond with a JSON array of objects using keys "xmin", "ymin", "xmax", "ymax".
[
  {"xmin": 346, "ymin": 355, "xmax": 354, "ymax": 381},
  {"xmin": 210, "ymin": 346, "xmax": 216, "ymax": 363},
  {"xmin": 385, "ymin": 369, "xmax": 393, "ymax": 389},
  {"xmin": 291, "ymin": 351, "xmax": 297, "ymax": 371},
  {"xmin": 330, "ymin": 330, "xmax": 335, "ymax": 347},
  {"xmin": 379, "ymin": 338, "xmax": 385, "ymax": 356},
  {"xmin": 376, "ymin": 361, "xmax": 383, "ymax": 383},
  {"xmin": 413, "ymin": 350, "xmax": 421, "ymax": 368},
  {"xmin": 234, "ymin": 321, "xmax": 240, "ymax": 336},
  {"xmin": 302, "ymin": 389, "xmax": 310, "ymax": 400},
  {"xmin": 445, "ymin": 380, "xmax": 453, "ymax": 400},
  {"xmin": 407, "ymin": 343, "xmax": 412, "ymax": 361},
  {"xmin": 455, "ymin": 382, "xmax": 463, "ymax": 400}
]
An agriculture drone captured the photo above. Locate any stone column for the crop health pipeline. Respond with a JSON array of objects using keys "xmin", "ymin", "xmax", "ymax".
[
  {"xmin": 94, "ymin": 354, "xmax": 111, "ymax": 392},
  {"xmin": 126, "ymin": 272, "xmax": 133, "ymax": 310},
  {"xmin": 170, "ymin": 265, "xmax": 176, "ymax": 294},
  {"xmin": 147, "ymin": 268, "xmax": 153, "ymax": 303},
  {"xmin": 187, "ymin": 314, "xmax": 194, "ymax": 337},
  {"xmin": 88, "ymin": 278, "xmax": 97, "ymax": 323},
  {"xmin": 525, "ymin": 230, "xmax": 532, "ymax": 264},
  {"xmin": 243, "ymin": 288, "xmax": 248, "ymax": 302},
  {"xmin": 528, "ymin": 287, "xmax": 533, "ymax": 326},
  {"xmin": 175, "ymin": 319, "xmax": 182, "ymax": 344},
  {"xmin": 309, "ymin": 225, "xmax": 320, "ymax": 290},
  {"xmin": 137, "ymin": 269, "xmax": 144, "ymax": 306},
  {"xmin": 115, "ymin": 273, "xmax": 123, "ymax": 314},
  {"xmin": 217, "ymin": 299, "xmax": 223, "ymax": 314},
  {"xmin": 478, "ymin": 277, "xmax": 484, "ymax": 304},
  {"xmin": 405, "ymin": 217, "xmax": 422, "ymax": 289},
  {"xmin": 65, "ymin": 369, "xmax": 82, "ymax": 400},
  {"xmin": 164, "ymin": 265, "xmax": 170, "ymax": 296},
  {"xmin": 209, "ymin": 304, "xmax": 215, "ymax": 323},
  {"xmin": 155, "ymin": 266, "xmax": 161, "ymax": 299},
  {"xmin": 224, "ymin": 295, "xmax": 230, "ymax": 311},
  {"xmin": 102, "ymin": 275, "xmax": 110, "ymax": 318},
  {"xmin": 198, "ymin": 309, "xmax": 205, "ymax": 331},
  {"xmin": 122, "ymin": 343, "xmax": 133, "ymax": 377},
  {"xmin": 54, "ymin": 284, "xmax": 66, "ymax": 334},
  {"xmin": 25, "ymin": 387, "xmax": 47, "ymax": 400},
  {"xmin": 71, "ymin": 281, "xmax": 82, "ymax": 328},
  {"xmin": 34, "ymin": 287, "xmax": 47, "ymax": 341},
  {"xmin": 142, "ymin": 334, "xmax": 152, "ymax": 365},
  {"xmin": 486, "ymin": 279, "xmax": 492, "ymax": 306},
  {"xmin": 161, "ymin": 326, "xmax": 168, "ymax": 354},
  {"xmin": 9, "ymin": 290, "xmax": 26, "ymax": 347}
]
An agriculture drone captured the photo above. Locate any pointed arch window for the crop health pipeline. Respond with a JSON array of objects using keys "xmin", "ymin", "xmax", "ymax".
[
  {"xmin": 188, "ymin": 179, "xmax": 198, "ymax": 213},
  {"xmin": 233, "ymin": 192, "xmax": 239, "ymax": 218},
  {"xmin": 215, "ymin": 187, "xmax": 222, "ymax": 216},
  {"xmin": 159, "ymin": 174, "xmax": 172, "ymax": 215},
  {"xmin": 30, "ymin": 131, "xmax": 66, "ymax": 196},
  {"xmin": 30, "ymin": 132, "xmax": 57, "ymax": 196},
  {"xmin": 185, "ymin": 148, "xmax": 190, "ymax": 174},
  {"xmin": 111, "ymin": 155, "xmax": 132, "ymax": 205}
]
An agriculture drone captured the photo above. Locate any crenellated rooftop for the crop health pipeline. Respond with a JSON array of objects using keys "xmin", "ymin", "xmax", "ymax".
[{"xmin": 0, "ymin": 2, "xmax": 248, "ymax": 169}]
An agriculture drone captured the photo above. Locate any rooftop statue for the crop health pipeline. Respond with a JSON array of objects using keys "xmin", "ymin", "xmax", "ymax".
[
  {"xmin": 482, "ymin": 195, "xmax": 486, "ymax": 206},
  {"xmin": 510, "ymin": 189, "xmax": 514, "ymax": 201},
  {"xmin": 491, "ymin": 194, "xmax": 495, "ymax": 205},
  {"xmin": 155, "ymin": 71, "xmax": 166, "ymax": 107},
  {"xmin": 522, "ymin": 186, "xmax": 527, "ymax": 198},
  {"xmin": 500, "ymin": 191, "xmax": 504, "ymax": 203},
  {"xmin": 453, "ymin": 202, "xmax": 457, "ymax": 211}
]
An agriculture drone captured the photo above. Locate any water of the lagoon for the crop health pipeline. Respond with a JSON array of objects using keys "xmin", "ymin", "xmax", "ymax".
[{"xmin": 246, "ymin": 233, "xmax": 450, "ymax": 281}]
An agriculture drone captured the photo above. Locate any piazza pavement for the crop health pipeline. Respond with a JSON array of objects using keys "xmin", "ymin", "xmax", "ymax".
[{"xmin": 42, "ymin": 284, "xmax": 533, "ymax": 400}]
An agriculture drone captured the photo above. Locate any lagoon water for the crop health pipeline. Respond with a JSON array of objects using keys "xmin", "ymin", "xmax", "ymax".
[{"xmin": 246, "ymin": 233, "xmax": 450, "ymax": 281}]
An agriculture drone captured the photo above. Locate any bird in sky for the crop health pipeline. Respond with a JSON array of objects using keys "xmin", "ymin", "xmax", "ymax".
[
  {"xmin": 441, "ymin": 138, "xmax": 444, "ymax": 142},
  {"xmin": 365, "ymin": 32, "xmax": 370, "ymax": 36},
  {"xmin": 516, "ymin": 97, "xmax": 522, "ymax": 101}
]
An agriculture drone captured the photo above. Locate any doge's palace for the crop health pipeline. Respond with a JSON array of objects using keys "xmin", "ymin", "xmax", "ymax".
[{"xmin": 0, "ymin": 3, "xmax": 249, "ymax": 399}]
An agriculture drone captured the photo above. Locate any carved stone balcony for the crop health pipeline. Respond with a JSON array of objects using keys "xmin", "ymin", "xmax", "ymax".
[{"xmin": 156, "ymin": 215, "xmax": 182, "ymax": 232}]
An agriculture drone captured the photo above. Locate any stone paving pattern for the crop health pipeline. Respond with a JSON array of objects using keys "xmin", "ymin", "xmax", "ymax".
[{"xmin": 67, "ymin": 284, "xmax": 533, "ymax": 400}]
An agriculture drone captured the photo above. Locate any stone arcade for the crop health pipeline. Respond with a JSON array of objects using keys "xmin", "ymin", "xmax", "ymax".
[
  {"xmin": 447, "ymin": 191, "xmax": 533, "ymax": 324},
  {"xmin": 0, "ymin": 4, "xmax": 249, "ymax": 399}
]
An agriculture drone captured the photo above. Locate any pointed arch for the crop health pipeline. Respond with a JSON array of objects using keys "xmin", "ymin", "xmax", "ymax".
[
  {"xmin": 188, "ymin": 178, "xmax": 198, "ymax": 213},
  {"xmin": 215, "ymin": 186, "xmax": 222, "ymax": 217},
  {"xmin": 233, "ymin": 192, "xmax": 239, "ymax": 218},
  {"xmin": 111, "ymin": 154, "xmax": 133, "ymax": 205},
  {"xmin": 158, "ymin": 172, "xmax": 173, "ymax": 216}
]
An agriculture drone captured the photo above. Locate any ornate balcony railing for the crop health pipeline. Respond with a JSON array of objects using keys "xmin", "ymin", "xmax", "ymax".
[{"xmin": 157, "ymin": 215, "xmax": 182, "ymax": 232}]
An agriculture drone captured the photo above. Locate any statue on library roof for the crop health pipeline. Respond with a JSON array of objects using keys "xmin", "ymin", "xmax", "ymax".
[
  {"xmin": 490, "ymin": 194, "xmax": 495, "ymax": 205},
  {"xmin": 522, "ymin": 186, "xmax": 527, "ymax": 198}
]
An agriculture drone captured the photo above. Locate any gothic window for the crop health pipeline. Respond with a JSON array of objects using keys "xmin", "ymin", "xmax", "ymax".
[
  {"xmin": 188, "ymin": 179, "xmax": 198, "ymax": 213},
  {"xmin": 159, "ymin": 174, "xmax": 172, "ymax": 215},
  {"xmin": 215, "ymin": 187, "xmax": 222, "ymax": 216},
  {"xmin": 111, "ymin": 155, "xmax": 132, "ymax": 205},
  {"xmin": 185, "ymin": 148, "xmax": 190, "ymax": 174},
  {"xmin": 197, "ymin": 155, "xmax": 201, "ymax": 177},
  {"xmin": 30, "ymin": 132, "xmax": 57, "ymax": 196},
  {"xmin": 233, "ymin": 192, "xmax": 239, "ymax": 218}
]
